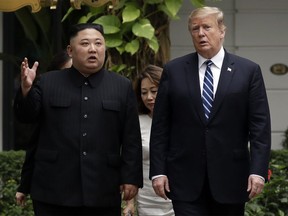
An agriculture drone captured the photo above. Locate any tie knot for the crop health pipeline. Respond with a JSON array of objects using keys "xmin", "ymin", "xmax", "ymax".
[{"xmin": 206, "ymin": 60, "xmax": 213, "ymax": 67}]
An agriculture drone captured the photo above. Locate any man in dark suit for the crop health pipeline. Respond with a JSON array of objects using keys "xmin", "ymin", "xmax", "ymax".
[
  {"xmin": 14, "ymin": 23, "xmax": 143, "ymax": 216},
  {"xmin": 149, "ymin": 6, "xmax": 271, "ymax": 216}
]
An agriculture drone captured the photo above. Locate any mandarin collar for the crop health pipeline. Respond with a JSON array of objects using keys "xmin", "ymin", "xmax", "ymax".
[{"xmin": 69, "ymin": 66, "xmax": 105, "ymax": 88}]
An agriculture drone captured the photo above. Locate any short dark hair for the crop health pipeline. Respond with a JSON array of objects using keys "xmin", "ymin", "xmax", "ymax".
[{"xmin": 69, "ymin": 23, "xmax": 104, "ymax": 40}]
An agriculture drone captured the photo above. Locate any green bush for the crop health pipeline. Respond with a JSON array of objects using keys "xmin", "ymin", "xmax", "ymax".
[
  {"xmin": 0, "ymin": 150, "xmax": 287, "ymax": 216},
  {"xmin": 245, "ymin": 150, "xmax": 288, "ymax": 216},
  {"xmin": 0, "ymin": 150, "xmax": 33, "ymax": 216}
]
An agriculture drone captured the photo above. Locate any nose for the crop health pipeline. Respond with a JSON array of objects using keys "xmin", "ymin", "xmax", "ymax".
[
  {"xmin": 147, "ymin": 92, "xmax": 154, "ymax": 100},
  {"xmin": 198, "ymin": 27, "xmax": 204, "ymax": 36},
  {"xmin": 89, "ymin": 44, "xmax": 96, "ymax": 52}
]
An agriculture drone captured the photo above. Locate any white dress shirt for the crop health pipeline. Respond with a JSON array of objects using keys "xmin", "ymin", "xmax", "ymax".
[{"xmin": 198, "ymin": 47, "xmax": 225, "ymax": 97}]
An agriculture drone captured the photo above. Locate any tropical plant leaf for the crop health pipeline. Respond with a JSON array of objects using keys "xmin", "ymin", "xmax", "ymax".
[
  {"xmin": 105, "ymin": 33, "xmax": 123, "ymax": 48},
  {"xmin": 116, "ymin": 45, "xmax": 126, "ymax": 55},
  {"xmin": 122, "ymin": 4, "xmax": 140, "ymax": 23},
  {"xmin": 158, "ymin": 4, "xmax": 180, "ymax": 19},
  {"xmin": 132, "ymin": 19, "xmax": 154, "ymax": 40},
  {"xmin": 147, "ymin": 35, "xmax": 159, "ymax": 53},
  {"xmin": 94, "ymin": 15, "xmax": 121, "ymax": 34},
  {"xmin": 165, "ymin": 0, "xmax": 182, "ymax": 17},
  {"xmin": 78, "ymin": 12, "xmax": 95, "ymax": 23},
  {"xmin": 125, "ymin": 39, "xmax": 139, "ymax": 55},
  {"xmin": 61, "ymin": 7, "xmax": 74, "ymax": 22}
]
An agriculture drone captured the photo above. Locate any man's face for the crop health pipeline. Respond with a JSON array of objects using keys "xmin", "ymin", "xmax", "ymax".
[
  {"xmin": 190, "ymin": 15, "xmax": 225, "ymax": 59},
  {"xmin": 67, "ymin": 28, "xmax": 106, "ymax": 75}
]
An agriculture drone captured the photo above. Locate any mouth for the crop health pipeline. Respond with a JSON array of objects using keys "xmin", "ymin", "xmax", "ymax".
[
  {"xmin": 87, "ymin": 56, "xmax": 97, "ymax": 62},
  {"xmin": 200, "ymin": 40, "xmax": 208, "ymax": 46}
]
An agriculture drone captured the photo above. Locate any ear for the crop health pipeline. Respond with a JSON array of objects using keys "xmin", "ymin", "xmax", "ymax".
[
  {"xmin": 66, "ymin": 45, "xmax": 72, "ymax": 57},
  {"xmin": 220, "ymin": 29, "xmax": 225, "ymax": 39}
]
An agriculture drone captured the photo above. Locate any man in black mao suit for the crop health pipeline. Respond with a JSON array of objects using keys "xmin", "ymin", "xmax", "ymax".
[
  {"xmin": 14, "ymin": 23, "xmax": 143, "ymax": 216},
  {"xmin": 150, "ymin": 7, "xmax": 271, "ymax": 216}
]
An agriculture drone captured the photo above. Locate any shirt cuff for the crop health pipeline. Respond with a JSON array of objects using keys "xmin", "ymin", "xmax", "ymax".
[
  {"xmin": 250, "ymin": 174, "xmax": 265, "ymax": 182},
  {"xmin": 151, "ymin": 175, "xmax": 166, "ymax": 180}
]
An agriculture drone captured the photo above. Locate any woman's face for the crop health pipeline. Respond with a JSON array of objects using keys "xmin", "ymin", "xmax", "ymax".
[{"xmin": 141, "ymin": 78, "xmax": 158, "ymax": 115}]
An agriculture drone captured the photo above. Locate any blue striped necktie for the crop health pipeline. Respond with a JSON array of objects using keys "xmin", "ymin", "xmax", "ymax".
[{"xmin": 202, "ymin": 60, "xmax": 214, "ymax": 121}]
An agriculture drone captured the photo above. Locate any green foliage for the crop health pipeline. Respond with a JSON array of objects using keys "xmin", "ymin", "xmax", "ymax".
[
  {"xmin": 245, "ymin": 150, "xmax": 288, "ymax": 216},
  {"xmin": 63, "ymin": 0, "xmax": 205, "ymax": 78},
  {"xmin": 0, "ymin": 151, "xmax": 33, "ymax": 216}
]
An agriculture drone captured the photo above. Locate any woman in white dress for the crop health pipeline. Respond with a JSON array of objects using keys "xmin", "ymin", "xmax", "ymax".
[{"xmin": 123, "ymin": 65, "xmax": 174, "ymax": 216}]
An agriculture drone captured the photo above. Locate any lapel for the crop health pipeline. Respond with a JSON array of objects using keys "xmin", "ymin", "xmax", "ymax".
[
  {"xmin": 185, "ymin": 53, "xmax": 206, "ymax": 123},
  {"xmin": 208, "ymin": 52, "xmax": 235, "ymax": 123},
  {"xmin": 184, "ymin": 51, "xmax": 236, "ymax": 125}
]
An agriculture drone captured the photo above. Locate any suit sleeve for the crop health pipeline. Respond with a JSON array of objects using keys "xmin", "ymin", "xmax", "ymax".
[
  {"xmin": 14, "ymin": 82, "xmax": 42, "ymax": 124},
  {"xmin": 248, "ymin": 65, "xmax": 271, "ymax": 180},
  {"xmin": 149, "ymin": 66, "xmax": 171, "ymax": 179}
]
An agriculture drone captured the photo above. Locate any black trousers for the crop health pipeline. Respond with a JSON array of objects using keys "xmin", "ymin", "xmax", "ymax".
[
  {"xmin": 32, "ymin": 200, "xmax": 121, "ymax": 216},
  {"xmin": 172, "ymin": 177, "xmax": 245, "ymax": 216}
]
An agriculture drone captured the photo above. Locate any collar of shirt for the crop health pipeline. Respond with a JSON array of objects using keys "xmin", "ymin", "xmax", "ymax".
[
  {"xmin": 198, "ymin": 47, "xmax": 225, "ymax": 69},
  {"xmin": 69, "ymin": 66, "xmax": 105, "ymax": 88},
  {"xmin": 197, "ymin": 47, "xmax": 225, "ymax": 95}
]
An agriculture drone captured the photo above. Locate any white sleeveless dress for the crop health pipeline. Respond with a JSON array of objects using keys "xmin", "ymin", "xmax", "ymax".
[{"xmin": 136, "ymin": 115, "xmax": 174, "ymax": 216}]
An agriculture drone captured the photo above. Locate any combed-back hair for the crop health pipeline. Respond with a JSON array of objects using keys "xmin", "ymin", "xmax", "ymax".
[{"xmin": 188, "ymin": 6, "xmax": 226, "ymax": 32}]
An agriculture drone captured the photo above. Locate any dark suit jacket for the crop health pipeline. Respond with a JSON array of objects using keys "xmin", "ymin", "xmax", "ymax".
[
  {"xmin": 149, "ymin": 51, "xmax": 271, "ymax": 204},
  {"xmin": 14, "ymin": 67, "xmax": 143, "ymax": 207}
]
